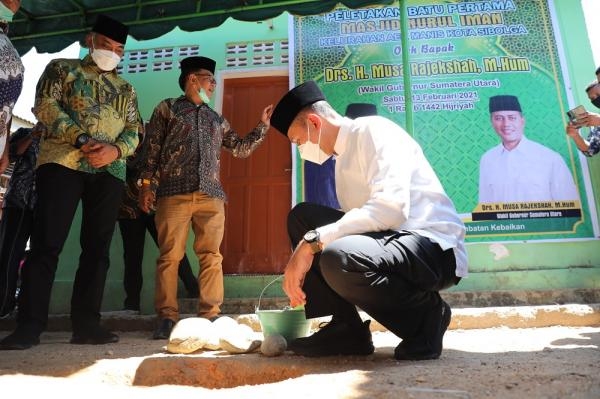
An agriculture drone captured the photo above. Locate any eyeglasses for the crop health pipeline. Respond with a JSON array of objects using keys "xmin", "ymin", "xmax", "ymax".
[{"xmin": 194, "ymin": 74, "xmax": 217, "ymax": 85}]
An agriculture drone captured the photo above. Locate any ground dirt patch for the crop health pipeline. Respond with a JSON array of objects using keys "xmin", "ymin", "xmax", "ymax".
[{"xmin": 1, "ymin": 326, "xmax": 599, "ymax": 398}]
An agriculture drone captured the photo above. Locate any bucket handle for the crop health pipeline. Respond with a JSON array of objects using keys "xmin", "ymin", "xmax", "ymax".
[{"xmin": 256, "ymin": 274, "xmax": 284, "ymax": 312}]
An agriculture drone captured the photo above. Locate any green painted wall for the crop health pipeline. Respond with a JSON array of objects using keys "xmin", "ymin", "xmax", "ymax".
[
  {"xmin": 125, "ymin": 15, "xmax": 290, "ymax": 120},
  {"xmin": 49, "ymin": 2, "xmax": 599, "ymax": 315}
]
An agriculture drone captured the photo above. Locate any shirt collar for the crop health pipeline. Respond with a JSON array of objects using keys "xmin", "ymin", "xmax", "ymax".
[
  {"xmin": 500, "ymin": 136, "xmax": 530, "ymax": 154},
  {"xmin": 82, "ymin": 55, "xmax": 96, "ymax": 67},
  {"xmin": 175, "ymin": 95, "xmax": 210, "ymax": 108},
  {"xmin": 334, "ymin": 117, "xmax": 353, "ymax": 156}
]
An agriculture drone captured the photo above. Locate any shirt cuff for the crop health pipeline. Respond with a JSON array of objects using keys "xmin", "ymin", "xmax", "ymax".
[
  {"xmin": 315, "ymin": 223, "xmax": 342, "ymax": 248},
  {"xmin": 113, "ymin": 142, "xmax": 126, "ymax": 159}
]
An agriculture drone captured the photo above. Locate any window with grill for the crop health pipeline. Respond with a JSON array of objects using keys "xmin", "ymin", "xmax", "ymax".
[
  {"xmin": 253, "ymin": 42, "xmax": 274, "ymax": 52},
  {"xmin": 154, "ymin": 48, "xmax": 174, "ymax": 58},
  {"xmin": 226, "ymin": 43, "xmax": 248, "ymax": 54},
  {"xmin": 127, "ymin": 63, "xmax": 148, "ymax": 73},
  {"xmin": 128, "ymin": 50, "xmax": 149, "ymax": 61},
  {"xmin": 153, "ymin": 61, "xmax": 174, "ymax": 71},
  {"xmin": 179, "ymin": 46, "xmax": 200, "ymax": 57},
  {"xmin": 225, "ymin": 40, "xmax": 288, "ymax": 68}
]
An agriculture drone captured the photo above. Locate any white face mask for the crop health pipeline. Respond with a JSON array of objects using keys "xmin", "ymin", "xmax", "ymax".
[
  {"xmin": 90, "ymin": 38, "xmax": 121, "ymax": 71},
  {"xmin": 298, "ymin": 125, "xmax": 330, "ymax": 165}
]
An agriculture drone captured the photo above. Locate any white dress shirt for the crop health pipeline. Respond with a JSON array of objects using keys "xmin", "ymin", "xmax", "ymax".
[
  {"xmin": 479, "ymin": 137, "xmax": 579, "ymax": 203},
  {"xmin": 316, "ymin": 116, "xmax": 468, "ymax": 278}
]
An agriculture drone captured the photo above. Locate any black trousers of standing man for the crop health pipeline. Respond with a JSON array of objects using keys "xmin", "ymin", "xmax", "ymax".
[
  {"xmin": 0, "ymin": 206, "xmax": 34, "ymax": 317},
  {"xmin": 287, "ymin": 202, "xmax": 459, "ymax": 341},
  {"xmin": 17, "ymin": 163, "xmax": 123, "ymax": 336}
]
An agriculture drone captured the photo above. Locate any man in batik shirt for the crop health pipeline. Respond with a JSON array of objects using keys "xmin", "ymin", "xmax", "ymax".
[
  {"xmin": 0, "ymin": 14, "xmax": 140, "ymax": 350},
  {"xmin": 139, "ymin": 56, "xmax": 273, "ymax": 339},
  {"xmin": 116, "ymin": 122, "xmax": 198, "ymax": 315}
]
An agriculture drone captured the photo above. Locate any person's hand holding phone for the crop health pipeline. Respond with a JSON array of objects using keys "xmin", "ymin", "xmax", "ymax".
[
  {"xmin": 566, "ymin": 122, "xmax": 581, "ymax": 138},
  {"xmin": 575, "ymin": 111, "xmax": 600, "ymax": 127},
  {"xmin": 567, "ymin": 105, "xmax": 587, "ymax": 127}
]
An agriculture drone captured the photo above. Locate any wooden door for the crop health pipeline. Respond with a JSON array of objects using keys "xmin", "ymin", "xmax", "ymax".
[{"xmin": 220, "ymin": 76, "xmax": 292, "ymax": 274}]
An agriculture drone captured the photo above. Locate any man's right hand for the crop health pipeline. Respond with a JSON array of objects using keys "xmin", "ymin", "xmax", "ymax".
[
  {"xmin": 138, "ymin": 186, "xmax": 155, "ymax": 214},
  {"xmin": 282, "ymin": 241, "xmax": 314, "ymax": 308}
]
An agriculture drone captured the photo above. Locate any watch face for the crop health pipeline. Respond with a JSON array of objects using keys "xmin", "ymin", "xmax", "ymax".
[
  {"xmin": 77, "ymin": 134, "xmax": 89, "ymax": 147},
  {"xmin": 304, "ymin": 230, "xmax": 318, "ymax": 242}
]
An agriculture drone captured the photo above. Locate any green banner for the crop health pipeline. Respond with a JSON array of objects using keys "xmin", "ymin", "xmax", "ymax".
[{"xmin": 292, "ymin": 0, "xmax": 595, "ymax": 242}]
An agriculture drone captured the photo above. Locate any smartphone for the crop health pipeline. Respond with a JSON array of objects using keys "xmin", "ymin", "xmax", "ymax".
[{"xmin": 567, "ymin": 105, "xmax": 587, "ymax": 123}]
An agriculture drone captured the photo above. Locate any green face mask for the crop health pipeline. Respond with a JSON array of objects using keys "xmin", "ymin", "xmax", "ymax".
[
  {"xmin": 198, "ymin": 88, "xmax": 210, "ymax": 104},
  {"xmin": 0, "ymin": 2, "xmax": 14, "ymax": 22}
]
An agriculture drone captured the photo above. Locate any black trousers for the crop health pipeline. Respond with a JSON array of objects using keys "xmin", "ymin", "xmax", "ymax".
[
  {"xmin": 118, "ymin": 213, "xmax": 197, "ymax": 311},
  {"xmin": 17, "ymin": 163, "xmax": 123, "ymax": 334},
  {"xmin": 287, "ymin": 202, "xmax": 459, "ymax": 340},
  {"xmin": 0, "ymin": 206, "xmax": 34, "ymax": 315}
]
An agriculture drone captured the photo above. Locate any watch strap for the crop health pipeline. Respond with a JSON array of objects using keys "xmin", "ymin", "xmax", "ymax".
[{"xmin": 307, "ymin": 240, "xmax": 321, "ymax": 254}]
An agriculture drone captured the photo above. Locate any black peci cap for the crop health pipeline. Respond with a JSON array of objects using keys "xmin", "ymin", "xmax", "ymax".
[
  {"xmin": 345, "ymin": 103, "xmax": 377, "ymax": 119},
  {"xmin": 271, "ymin": 81, "xmax": 326, "ymax": 135},
  {"xmin": 489, "ymin": 95, "xmax": 522, "ymax": 113},
  {"xmin": 92, "ymin": 14, "xmax": 129, "ymax": 44},
  {"xmin": 178, "ymin": 56, "xmax": 216, "ymax": 91}
]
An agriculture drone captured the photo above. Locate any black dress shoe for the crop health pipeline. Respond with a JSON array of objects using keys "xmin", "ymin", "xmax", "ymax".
[
  {"xmin": 153, "ymin": 318, "xmax": 176, "ymax": 340},
  {"xmin": 0, "ymin": 329, "xmax": 40, "ymax": 350},
  {"xmin": 394, "ymin": 301, "xmax": 452, "ymax": 361},
  {"xmin": 288, "ymin": 319, "xmax": 374, "ymax": 357},
  {"xmin": 71, "ymin": 326, "xmax": 119, "ymax": 345}
]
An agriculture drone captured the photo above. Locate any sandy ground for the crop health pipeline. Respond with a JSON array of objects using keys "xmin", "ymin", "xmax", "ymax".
[{"xmin": 0, "ymin": 325, "xmax": 599, "ymax": 399}]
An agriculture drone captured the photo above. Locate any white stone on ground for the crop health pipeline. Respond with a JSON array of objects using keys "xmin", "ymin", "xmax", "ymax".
[{"xmin": 260, "ymin": 334, "xmax": 287, "ymax": 357}]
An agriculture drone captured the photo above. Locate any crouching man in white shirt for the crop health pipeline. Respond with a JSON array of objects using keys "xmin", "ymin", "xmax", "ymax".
[{"xmin": 270, "ymin": 81, "xmax": 468, "ymax": 361}]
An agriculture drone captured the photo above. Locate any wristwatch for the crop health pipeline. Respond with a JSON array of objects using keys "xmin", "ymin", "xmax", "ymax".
[
  {"xmin": 74, "ymin": 133, "xmax": 91, "ymax": 149},
  {"xmin": 303, "ymin": 230, "xmax": 322, "ymax": 254},
  {"xmin": 136, "ymin": 178, "xmax": 151, "ymax": 188}
]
